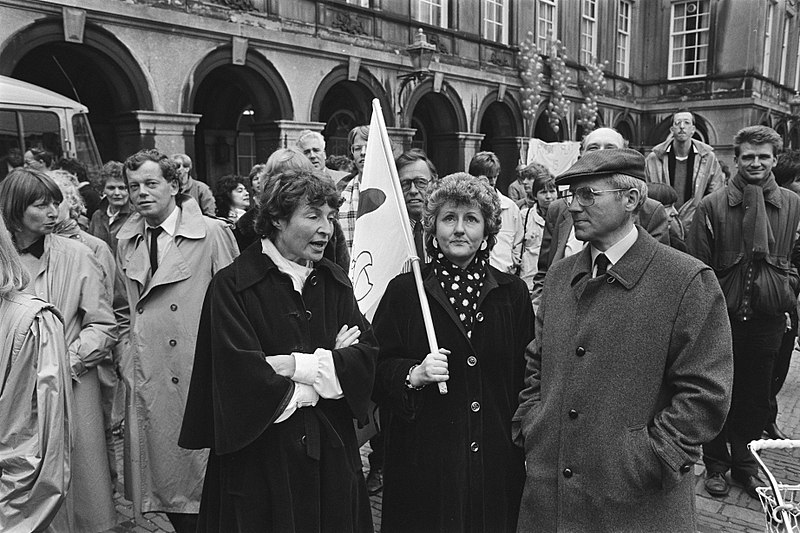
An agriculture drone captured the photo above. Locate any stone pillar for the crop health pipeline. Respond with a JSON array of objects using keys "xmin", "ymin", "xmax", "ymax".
[
  {"xmin": 430, "ymin": 132, "xmax": 485, "ymax": 175},
  {"xmin": 115, "ymin": 111, "xmax": 201, "ymax": 161},
  {"xmin": 492, "ymin": 136, "xmax": 529, "ymax": 193},
  {"xmin": 386, "ymin": 127, "xmax": 417, "ymax": 156}
]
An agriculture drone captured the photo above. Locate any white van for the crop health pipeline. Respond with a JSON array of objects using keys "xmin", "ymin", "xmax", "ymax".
[{"xmin": 0, "ymin": 74, "xmax": 102, "ymax": 176}]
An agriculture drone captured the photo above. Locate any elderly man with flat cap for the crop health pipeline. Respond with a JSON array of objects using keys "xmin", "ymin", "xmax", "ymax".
[{"xmin": 512, "ymin": 148, "xmax": 733, "ymax": 532}]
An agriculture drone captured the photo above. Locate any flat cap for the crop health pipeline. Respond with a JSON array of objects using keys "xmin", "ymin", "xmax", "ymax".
[{"xmin": 556, "ymin": 148, "xmax": 646, "ymax": 185}]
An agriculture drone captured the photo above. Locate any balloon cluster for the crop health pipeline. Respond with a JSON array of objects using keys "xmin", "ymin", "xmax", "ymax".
[
  {"xmin": 518, "ymin": 31, "xmax": 544, "ymax": 135},
  {"xmin": 546, "ymin": 38, "xmax": 571, "ymax": 134},
  {"xmin": 576, "ymin": 59, "xmax": 608, "ymax": 138}
]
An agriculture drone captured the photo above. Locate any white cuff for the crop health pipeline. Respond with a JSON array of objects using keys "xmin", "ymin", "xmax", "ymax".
[
  {"xmin": 274, "ymin": 383, "xmax": 320, "ymax": 424},
  {"xmin": 292, "ymin": 352, "xmax": 318, "ymax": 385}
]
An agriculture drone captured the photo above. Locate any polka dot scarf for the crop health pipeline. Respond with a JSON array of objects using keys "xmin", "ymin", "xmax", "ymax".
[{"xmin": 433, "ymin": 251, "xmax": 487, "ymax": 338}]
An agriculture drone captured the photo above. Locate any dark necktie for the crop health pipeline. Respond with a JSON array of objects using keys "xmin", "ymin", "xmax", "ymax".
[
  {"xmin": 594, "ymin": 253, "xmax": 610, "ymax": 277},
  {"xmin": 149, "ymin": 226, "xmax": 164, "ymax": 274},
  {"xmin": 413, "ymin": 220, "xmax": 425, "ymax": 261}
]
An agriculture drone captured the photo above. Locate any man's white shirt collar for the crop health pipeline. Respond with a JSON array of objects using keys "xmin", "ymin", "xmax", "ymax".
[
  {"xmin": 590, "ymin": 224, "xmax": 637, "ymax": 273},
  {"xmin": 147, "ymin": 205, "xmax": 180, "ymax": 236}
]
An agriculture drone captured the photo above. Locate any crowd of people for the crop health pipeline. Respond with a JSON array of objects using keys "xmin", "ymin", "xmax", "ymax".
[{"xmin": 0, "ymin": 113, "xmax": 797, "ymax": 533}]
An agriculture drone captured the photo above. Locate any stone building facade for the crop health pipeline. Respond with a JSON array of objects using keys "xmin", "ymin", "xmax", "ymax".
[{"xmin": 1, "ymin": 0, "xmax": 799, "ymax": 190}]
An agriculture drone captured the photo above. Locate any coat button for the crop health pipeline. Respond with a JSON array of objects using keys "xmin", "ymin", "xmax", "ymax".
[
  {"xmin": 137, "ymin": 307, "xmax": 144, "ymax": 314},
  {"xmin": 680, "ymin": 463, "xmax": 692, "ymax": 474},
  {"xmin": 471, "ymin": 401, "xmax": 481, "ymax": 412},
  {"xmin": 467, "ymin": 355, "xmax": 477, "ymax": 367},
  {"xmin": 563, "ymin": 468, "xmax": 573, "ymax": 478},
  {"xmin": 568, "ymin": 409, "xmax": 578, "ymax": 419},
  {"xmin": 170, "ymin": 304, "xmax": 178, "ymax": 311},
  {"xmin": 476, "ymin": 312, "xmax": 484, "ymax": 322},
  {"xmin": 470, "ymin": 442, "xmax": 479, "ymax": 453},
  {"xmin": 309, "ymin": 275, "xmax": 318, "ymax": 286},
  {"xmin": 169, "ymin": 339, "xmax": 177, "ymax": 347},
  {"xmin": 575, "ymin": 346, "xmax": 586, "ymax": 357},
  {"xmin": 171, "ymin": 377, "xmax": 179, "ymax": 384},
  {"xmin": 301, "ymin": 435, "xmax": 306, "ymax": 445},
  {"xmin": 305, "ymin": 310, "xmax": 312, "ymax": 320}
]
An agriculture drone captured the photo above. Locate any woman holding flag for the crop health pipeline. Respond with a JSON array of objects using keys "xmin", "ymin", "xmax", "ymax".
[{"xmin": 372, "ymin": 172, "xmax": 534, "ymax": 532}]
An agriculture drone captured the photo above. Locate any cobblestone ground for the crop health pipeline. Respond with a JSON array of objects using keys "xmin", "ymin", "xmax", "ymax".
[{"xmin": 106, "ymin": 352, "xmax": 800, "ymax": 533}]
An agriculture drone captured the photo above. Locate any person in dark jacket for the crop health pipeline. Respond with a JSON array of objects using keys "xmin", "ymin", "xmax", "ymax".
[
  {"xmin": 690, "ymin": 126, "xmax": 800, "ymax": 499},
  {"xmin": 179, "ymin": 168, "xmax": 376, "ymax": 533},
  {"xmin": 372, "ymin": 172, "xmax": 534, "ymax": 533},
  {"xmin": 88, "ymin": 161, "xmax": 132, "ymax": 255}
]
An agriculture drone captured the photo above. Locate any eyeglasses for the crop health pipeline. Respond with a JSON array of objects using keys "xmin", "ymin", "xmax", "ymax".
[
  {"xmin": 562, "ymin": 187, "xmax": 629, "ymax": 207},
  {"xmin": 400, "ymin": 178, "xmax": 429, "ymax": 192}
]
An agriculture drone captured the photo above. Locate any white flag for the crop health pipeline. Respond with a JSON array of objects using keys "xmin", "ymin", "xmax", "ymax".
[{"xmin": 348, "ymin": 99, "xmax": 417, "ymax": 322}]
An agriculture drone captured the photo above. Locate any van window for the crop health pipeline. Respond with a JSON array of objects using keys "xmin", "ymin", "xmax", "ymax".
[
  {"xmin": 73, "ymin": 113, "xmax": 102, "ymax": 174},
  {"xmin": 0, "ymin": 109, "xmax": 63, "ymax": 161}
]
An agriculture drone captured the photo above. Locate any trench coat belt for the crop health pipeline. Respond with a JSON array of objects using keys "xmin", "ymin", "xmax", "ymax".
[{"xmin": 302, "ymin": 407, "xmax": 345, "ymax": 460}]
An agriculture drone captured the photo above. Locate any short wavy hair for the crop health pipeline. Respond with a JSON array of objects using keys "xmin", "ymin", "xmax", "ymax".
[
  {"xmin": 422, "ymin": 172, "xmax": 501, "ymax": 257},
  {"xmin": 100, "ymin": 160, "xmax": 124, "ymax": 186},
  {"xmin": 214, "ymin": 175, "xmax": 247, "ymax": 218},
  {"xmin": 734, "ymin": 126, "xmax": 783, "ymax": 157},
  {"xmin": 254, "ymin": 169, "xmax": 341, "ymax": 240},
  {"xmin": 0, "ymin": 168, "xmax": 63, "ymax": 235},
  {"xmin": 123, "ymin": 149, "xmax": 180, "ymax": 189}
]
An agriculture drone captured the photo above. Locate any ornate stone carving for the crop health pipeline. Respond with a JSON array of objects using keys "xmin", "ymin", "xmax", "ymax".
[
  {"xmin": 488, "ymin": 51, "xmax": 511, "ymax": 67},
  {"xmin": 426, "ymin": 34, "xmax": 449, "ymax": 54},
  {"xmin": 331, "ymin": 12, "xmax": 368, "ymax": 35}
]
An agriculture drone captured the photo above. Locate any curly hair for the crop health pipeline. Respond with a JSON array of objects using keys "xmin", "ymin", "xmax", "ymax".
[
  {"xmin": 48, "ymin": 170, "xmax": 86, "ymax": 221},
  {"xmin": 0, "ymin": 168, "xmax": 63, "ymax": 234},
  {"xmin": 100, "ymin": 160, "xmax": 124, "ymax": 186},
  {"xmin": 422, "ymin": 172, "xmax": 501, "ymax": 257},
  {"xmin": 214, "ymin": 175, "xmax": 247, "ymax": 218},
  {"xmin": 254, "ymin": 169, "xmax": 341, "ymax": 239}
]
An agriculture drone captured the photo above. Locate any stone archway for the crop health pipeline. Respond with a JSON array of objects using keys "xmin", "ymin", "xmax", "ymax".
[
  {"xmin": 476, "ymin": 92, "xmax": 524, "ymax": 192},
  {"xmin": 406, "ymin": 80, "xmax": 469, "ymax": 176},
  {"xmin": 186, "ymin": 46, "xmax": 293, "ymax": 183},
  {"xmin": 310, "ymin": 65, "xmax": 391, "ymax": 156},
  {"xmin": 1, "ymin": 18, "xmax": 152, "ymax": 162}
]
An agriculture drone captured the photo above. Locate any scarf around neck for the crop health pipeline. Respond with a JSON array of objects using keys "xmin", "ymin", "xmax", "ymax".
[
  {"xmin": 433, "ymin": 251, "xmax": 487, "ymax": 338},
  {"xmin": 731, "ymin": 172, "xmax": 777, "ymax": 259}
]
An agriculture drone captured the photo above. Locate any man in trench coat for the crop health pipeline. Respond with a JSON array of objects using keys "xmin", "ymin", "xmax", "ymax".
[
  {"xmin": 115, "ymin": 149, "xmax": 238, "ymax": 533},
  {"xmin": 513, "ymin": 148, "xmax": 733, "ymax": 532}
]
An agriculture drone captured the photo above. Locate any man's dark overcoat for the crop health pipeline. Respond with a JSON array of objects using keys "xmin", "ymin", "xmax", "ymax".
[
  {"xmin": 179, "ymin": 242, "xmax": 376, "ymax": 533},
  {"xmin": 514, "ymin": 228, "xmax": 733, "ymax": 532},
  {"xmin": 373, "ymin": 264, "xmax": 534, "ymax": 533}
]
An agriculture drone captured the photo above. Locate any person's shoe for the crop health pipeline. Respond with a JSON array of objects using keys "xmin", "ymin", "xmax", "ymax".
[
  {"xmin": 733, "ymin": 473, "xmax": 765, "ymax": 499},
  {"xmin": 704, "ymin": 471, "xmax": 730, "ymax": 497},
  {"xmin": 366, "ymin": 467, "xmax": 383, "ymax": 495},
  {"xmin": 764, "ymin": 422, "xmax": 789, "ymax": 440}
]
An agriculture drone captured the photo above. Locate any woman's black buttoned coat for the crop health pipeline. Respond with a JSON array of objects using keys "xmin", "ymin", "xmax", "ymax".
[{"xmin": 372, "ymin": 263, "xmax": 534, "ymax": 533}]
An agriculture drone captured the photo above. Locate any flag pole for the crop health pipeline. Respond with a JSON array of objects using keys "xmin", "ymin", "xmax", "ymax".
[{"xmin": 371, "ymin": 99, "xmax": 448, "ymax": 395}]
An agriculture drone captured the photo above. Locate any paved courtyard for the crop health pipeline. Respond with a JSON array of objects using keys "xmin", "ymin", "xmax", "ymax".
[{"xmin": 105, "ymin": 353, "xmax": 800, "ymax": 533}]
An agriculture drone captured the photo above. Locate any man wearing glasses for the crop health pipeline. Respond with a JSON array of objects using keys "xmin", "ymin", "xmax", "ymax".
[
  {"xmin": 338, "ymin": 125, "xmax": 369, "ymax": 251},
  {"xmin": 531, "ymin": 127, "xmax": 669, "ymax": 312},
  {"xmin": 513, "ymin": 148, "xmax": 733, "ymax": 532},
  {"xmin": 645, "ymin": 110, "xmax": 725, "ymax": 229}
]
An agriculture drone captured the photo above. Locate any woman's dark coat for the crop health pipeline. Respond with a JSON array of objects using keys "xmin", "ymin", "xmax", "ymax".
[
  {"xmin": 179, "ymin": 242, "xmax": 376, "ymax": 533},
  {"xmin": 372, "ymin": 264, "xmax": 534, "ymax": 533}
]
